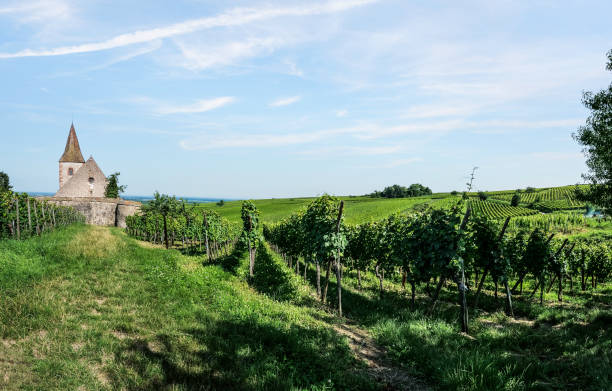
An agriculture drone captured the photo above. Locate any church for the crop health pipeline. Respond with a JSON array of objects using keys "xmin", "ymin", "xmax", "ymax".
[
  {"xmin": 38, "ymin": 123, "xmax": 140, "ymax": 228},
  {"xmin": 55, "ymin": 123, "xmax": 108, "ymax": 198}
]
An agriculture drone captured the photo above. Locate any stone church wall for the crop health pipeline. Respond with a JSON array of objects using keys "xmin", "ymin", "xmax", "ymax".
[
  {"xmin": 39, "ymin": 197, "xmax": 140, "ymax": 228},
  {"xmin": 55, "ymin": 161, "xmax": 108, "ymax": 198},
  {"xmin": 58, "ymin": 162, "xmax": 84, "ymax": 189}
]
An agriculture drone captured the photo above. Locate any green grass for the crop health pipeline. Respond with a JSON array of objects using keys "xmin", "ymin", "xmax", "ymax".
[
  {"xmin": 0, "ymin": 225, "xmax": 376, "ymax": 390},
  {"xmin": 295, "ymin": 259, "xmax": 612, "ymax": 391}
]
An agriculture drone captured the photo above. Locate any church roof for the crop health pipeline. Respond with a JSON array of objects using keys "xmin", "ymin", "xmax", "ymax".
[{"xmin": 59, "ymin": 123, "xmax": 85, "ymax": 163}]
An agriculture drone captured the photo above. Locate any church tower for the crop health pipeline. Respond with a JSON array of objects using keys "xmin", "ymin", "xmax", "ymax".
[{"xmin": 58, "ymin": 123, "xmax": 85, "ymax": 190}]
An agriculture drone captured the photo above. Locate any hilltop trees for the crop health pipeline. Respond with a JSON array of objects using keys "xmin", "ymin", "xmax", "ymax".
[
  {"xmin": 370, "ymin": 183, "xmax": 432, "ymax": 198},
  {"xmin": 574, "ymin": 49, "xmax": 612, "ymax": 215}
]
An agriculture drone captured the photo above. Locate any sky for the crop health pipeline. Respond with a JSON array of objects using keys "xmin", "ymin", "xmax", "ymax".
[{"xmin": 1, "ymin": 0, "xmax": 611, "ymax": 199}]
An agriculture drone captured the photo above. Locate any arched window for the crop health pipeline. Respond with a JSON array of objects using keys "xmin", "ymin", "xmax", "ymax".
[
  {"xmin": 68, "ymin": 168, "xmax": 74, "ymax": 176},
  {"xmin": 88, "ymin": 177, "xmax": 95, "ymax": 184}
]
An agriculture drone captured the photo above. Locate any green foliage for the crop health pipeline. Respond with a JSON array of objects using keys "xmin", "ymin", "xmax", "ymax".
[
  {"xmin": 301, "ymin": 195, "xmax": 346, "ymax": 261},
  {"xmin": 466, "ymin": 215, "xmax": 508, "ymax": 281},
  {"xmin": 573, "ymin": 49, "xmax": 612, "ymax": 215},
  {"xmin": 0, "ymin": 171, "xmax": 11, "ymax": 193},
  {"xmin": 240, "ymin": 200, "xmax": 261, "ymax": 247},
  {"xmin": 126, "ymin": 194, "xmax": 238, "ymax": 253},
  {"xmin": 104, "ymin": 172, "xmax": 126, "ymax": 198},
  {"xmin": 510, "ymin": 193, "xmax": 520, "ymax": 207},
  {"xmin": 0, "ymin": 191, "xmax": 85, "ymax": 240},
  {"xmin": 216, "ymin": 199, "xmax": 225, "ymax": 206},
  {"xmin": 370, "ymin": 183, "xmax": 432, "ymax": 198},
  {"xmin": 477, "ymin": 191, "xmax": 488, "ymax": 201}
]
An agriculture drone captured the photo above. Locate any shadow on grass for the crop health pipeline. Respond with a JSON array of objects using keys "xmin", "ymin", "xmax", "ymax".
[{"xmin": 113, "ymin": 316, "xmax": 376, "ymax": 391}]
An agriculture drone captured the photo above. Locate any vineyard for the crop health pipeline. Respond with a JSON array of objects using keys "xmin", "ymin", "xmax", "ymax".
[
  {"xmin": 2, "ymin": 185, "xmax": 611, "ymax": 390},
  {"xmin": 468, "ymin": 199, "xmax": 538, "ymax": 218},
  {"xmin": 0, "ymin": 190, "xmax": 85, "ymax": 240}
]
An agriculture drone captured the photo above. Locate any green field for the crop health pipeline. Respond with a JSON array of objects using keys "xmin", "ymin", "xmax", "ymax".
[
  {"xmin": 198, "ymin": 195, "xmax": 446, "ymax": 225},
  {"xmin": 197, "ymin": 185, "xmax": 609, "ymax": 238}
]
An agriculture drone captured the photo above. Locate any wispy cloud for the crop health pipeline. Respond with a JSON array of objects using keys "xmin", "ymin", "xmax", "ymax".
[
  {"xmin": 157, "ymin": 97, "xmax": 236, "ymax": 115},
  {"xmin": 0, "ymin": 0, "xmax": 377, "ymax": 58},
  {"xmin": 269, "ymin": 96, "xmax": 301, "ymax": 107},
  {"xmin": 0, "ymin": 0, "xmax": 72, "ymax": 23},
  {"xmin": 283, "ymin": 59, "xmax": 304, "ymax": 77},
  {"xmin": 335, "ymin": 109, "xmax": 348, "ymax": 117},
  {"xmin": 177, "ymin": 114, "xmax": 582, "ymax": 151},
  {"xmin": 176, "ymin": 37, "xmax": 285, "ymax": 71}
]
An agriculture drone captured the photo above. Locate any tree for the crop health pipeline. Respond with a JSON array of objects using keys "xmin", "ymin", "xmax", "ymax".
[
  {"xmin": 0, "ymin": 171, "xmax": 11, "ymax": 193},
  {"xmin": 477, "ymin": 191, "xmax": 488, "ymax": 201},
  {"xmin": 217, "ymin": 199, "xmax": 225, "ymax": 207},
  {"xmin": 104, "ymin": 172, "xmax": 126, "ymax": 198},
  {"xmin": 510, "ymin": 193, "xmax": 521, "ymax": 207},
  {"xmin": 573, "ymin": 49, "xmax": 612, "ymax": 215}
]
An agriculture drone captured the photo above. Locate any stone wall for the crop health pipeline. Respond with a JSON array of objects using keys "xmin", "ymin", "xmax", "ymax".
[{"xmin": 39, "ymin": 197, "xmax": 140, "ymax": 228}]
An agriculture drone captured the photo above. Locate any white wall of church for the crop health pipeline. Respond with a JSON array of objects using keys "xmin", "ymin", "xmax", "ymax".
[{"xmin": 59, "ymin": 162, "xmax": 84, "ymax": 189}]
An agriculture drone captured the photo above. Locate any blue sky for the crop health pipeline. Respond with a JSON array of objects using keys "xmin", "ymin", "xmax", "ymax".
[{"xmin": 1, "ymin": 0, "xmax": 610, "ymax": 199}]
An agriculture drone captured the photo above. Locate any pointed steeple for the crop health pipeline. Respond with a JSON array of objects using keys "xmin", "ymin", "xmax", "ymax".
[{"xmin": 59, "ymin": 123, "xmax": 85, "ymax": 163}]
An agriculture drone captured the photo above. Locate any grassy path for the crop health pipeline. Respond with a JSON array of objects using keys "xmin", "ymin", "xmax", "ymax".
[{"xmin": 0, "ymin": 225, "xmax": 379, "ymax": 390}]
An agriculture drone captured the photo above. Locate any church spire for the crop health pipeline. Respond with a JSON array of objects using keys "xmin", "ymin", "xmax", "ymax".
[{"xmin": 59, "ymin": 123, "xmax": 85, "ymax": 163}]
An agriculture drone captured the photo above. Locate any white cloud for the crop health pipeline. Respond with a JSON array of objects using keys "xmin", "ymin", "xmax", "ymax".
[
  {"xmin": 178, "ymin": 115, "xmax": 582, "ymax": 150},
  {"xmin": 176, "ymin": 37, "xmax": 285, "ymax": 71},
  {"xmin": 0, "ymin": 0, "xmax": 72, "ymax": 23},
  {"xmin": 269, "ymin": 96, "xmax": 301, "ymax": 107},
  {"xmin": 335, "ymin": 109, "xmax": 348, "ymax": 117},
  {"xmin": 0, "ymin": 0, "xmax": 378, "ymax": 58},
  {"xmin": 157, "ymin": 97, "xmax": 235, "ymax": 115}
]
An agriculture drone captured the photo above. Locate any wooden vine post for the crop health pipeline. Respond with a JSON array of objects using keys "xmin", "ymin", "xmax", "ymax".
[
  {"xmin": 335, "ymin": 201, "xmax": 345, "ymax": 317},
  {"xmin": 457, "ymin": 206, "xmax": 471, "ymax": 333},
  {"xmin": 248, "ymin": 215, "xmax": 254, "ymax": 277},
  {"xmin": 15, "ymin": 198, "xmax": 20, "ymax": 240},
  {"xmin": 27, "ymin": 198, "xmax": 32, "ymax": 235},
  {"xmin": 203, "ymin": 212, "xmax": 211, "ymax": 259}
]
